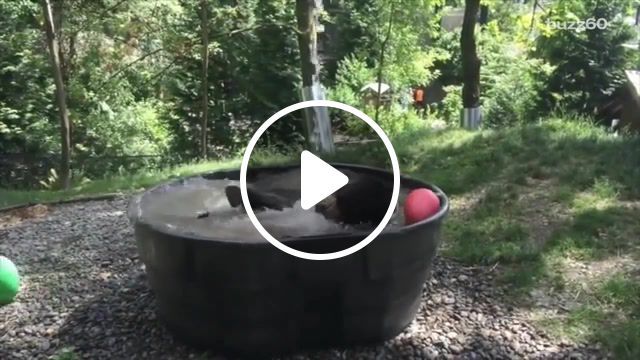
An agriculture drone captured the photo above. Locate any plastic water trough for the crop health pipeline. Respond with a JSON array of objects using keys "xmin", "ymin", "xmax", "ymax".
[{"xmin": 128, "ymin": 164, "xmax": 449, "ymax": 357}]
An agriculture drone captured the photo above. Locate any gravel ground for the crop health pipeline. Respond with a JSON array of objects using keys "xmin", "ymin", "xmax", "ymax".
[{"xmin": 0, "ymin": 199, "xmax": 607, "ymax": 360}]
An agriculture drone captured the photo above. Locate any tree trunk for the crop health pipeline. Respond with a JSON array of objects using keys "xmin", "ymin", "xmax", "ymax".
[
  {"xmin": 52, "ymin": 0, "xmax": 67, "ymax": 84},
  {"xmin": 296, "ymin": 0, "xmax": 318, "ymax": 88},
  {"xmin": 375, "ymin": 0, "xmax": 397, "ymax": 123},
  {"xmin": 200, "ymin": 0, "xmax": 209, "ymax": 160},
  {"xmin": 461, "ymin": 0, "xmax": 481, "ymax": 109},
  {"xmin": 42, "ymin": 0, "xmax": 71, "ymax": 189}
]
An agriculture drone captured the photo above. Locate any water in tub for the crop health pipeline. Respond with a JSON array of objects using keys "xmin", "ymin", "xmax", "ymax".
[{"xmin": 131, "ymin": 171, "xmax": 407, "ymax": 241}]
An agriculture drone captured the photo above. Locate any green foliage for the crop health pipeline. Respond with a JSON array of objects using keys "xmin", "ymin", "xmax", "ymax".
[
  {"xmin": 1, "ymin": 0, "xmax": 177, "ymax": 159},
  {"xmin": 328, "ymin": 0, "xmax": 447, "ymax": 135},
  {"xmin": 0, "ymin": 1, "xmax": 57, "ymax": 154},
  {"xmin": 536, "ymin": 0, "xmax": 635, "ymax": 115},
  {"xmin": 596, "ymin": 273, "xmax": 640, "ymax": 310},
  {"xmin": 163, "ymin": 0, "xmax": 302, "ymax": 158},
  {"xmin": 2, "ymin": 0, "xmax": 638, "ymax": 192},
  {"xmin": 430, "ymin": 11, "xmax": 551, "ymax": 127},
  {"xmin": 330, "ymin": 27, "xmax": 446, "ymax": 97},
  {"xmin": 479, "ymin": 22, "xmax": 553, "ymax": 127},
  {"xmin": 328, "ymin": 55, "xmax": 375, "ymax": 109},
  {"xmin": 345, "ymin": 105, "xmax": 426, "ymax": 138},
  {"xmin": 434, "ymin": 84, "xmax": 463, "ymax": 125},
  {"xmin": 80, "ymin": 100, "xmax": 172, "ymax": 157},
  {"xmin": 433, "ymin": 0, "xmax": 635, "ymax": 127},
  {"xmin": 39, "ymin": 168, "xmax": 59, "ymax": 189},
  {"xmin": 431, "ymin": 29, "xmax": 462, "ymax": 86},
  {"xmin": 1, "ymin": 0, "xmax": 305, "ymax": 182},
  {"xmin": 53, "ymin": 348, "xmax": 79, "ymax": 360}
]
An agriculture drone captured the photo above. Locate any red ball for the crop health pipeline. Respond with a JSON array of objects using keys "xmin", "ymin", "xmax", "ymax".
[{"xmin": 403, "ymin": 188, "xmax": 440, "ymax": 225}]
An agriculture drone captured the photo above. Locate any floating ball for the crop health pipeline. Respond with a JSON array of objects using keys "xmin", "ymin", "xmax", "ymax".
[
  {"xmin": 0, "ymin": 256, "xmax": 20, "ymax": 305},
  {"xmin": 404, "ymin": 188, "xmax": 441, "ymax": 225}
]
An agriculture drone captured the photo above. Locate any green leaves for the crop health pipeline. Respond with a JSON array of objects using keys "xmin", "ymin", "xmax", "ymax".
[{"xmin": 536, "ymin": 0, "xmax": 635, "ymax": 115}]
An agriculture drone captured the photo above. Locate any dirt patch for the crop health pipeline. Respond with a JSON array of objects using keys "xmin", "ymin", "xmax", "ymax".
[
  {"xmin": 0, "ymin": 204, "xmax": 49, "ymax": 229},
  {"xmin": 515, "ymin": 178, "xmax": 571, "ymax": 248},
  {"xmin": 448, "ymin": 186, "xmax": 489, "ymax": 219},
  {"xmin": 563, "ymin": 255, "xmax": 640, "ymax": 285}
]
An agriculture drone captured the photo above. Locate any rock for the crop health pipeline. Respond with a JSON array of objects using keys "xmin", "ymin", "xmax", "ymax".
[
  {"xmin": 444, "ymin": 296, "xmax": 455, "ymax": 305},
  {"xmin": 38, "ymin": 340, "xmax": 50, "ymax": 351},
  {"xmin": 421, "ymin": 348, "xmax": 439, "ymax": 359},
  {"xmin": 450, "ymin": 344, "xmax": 463, "ymax": 354},
  {"xmin": 569, "ymin": 352, "xmax": 584, "ymax": 360},
  {"xmin": 502, "ymin": 330, "xmax": 513, "ymax": 341}
]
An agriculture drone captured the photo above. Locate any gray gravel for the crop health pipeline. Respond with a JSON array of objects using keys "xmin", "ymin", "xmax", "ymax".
[{"xmin": 0, "ymin": 199, "xmax": 607, "ymax": 360}]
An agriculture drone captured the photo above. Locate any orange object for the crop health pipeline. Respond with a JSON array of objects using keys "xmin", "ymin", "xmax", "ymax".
[{"xmin": 414, "ymin": 88, "xmax": 424, "ymax": 103}]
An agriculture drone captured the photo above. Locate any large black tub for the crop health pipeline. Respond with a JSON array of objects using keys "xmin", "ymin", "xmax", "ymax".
[{"xmin": 128, "ymin": 164, "xmax": 449, "ymax": 357}]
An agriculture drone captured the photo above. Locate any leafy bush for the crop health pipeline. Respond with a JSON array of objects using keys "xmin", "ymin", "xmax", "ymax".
[
  {"xmin": 340, "ymin": 104, "xmax": 425, "ymax": 139},
  {"xmin": 535, "ymin": 0, "xmax": 635, "ymax": 115},
  {"xmin": 431, "ymin": 29, "xmax": 462, "ymax": 86},
  {"xmin": 479, "ymin": 22, "xmax": 553, "ymax": 127},
  {"xmin": 377, "ymin": 106, "xmax": 426, "ymax": 137},
  {"xmin": 328, "ymin": 45, "xmax": 445, "ymax": 136},
  {"xmin": 432, "ymin": 85, "xmax": 463, "ymax": 126},
  {"xmin": 329, "ymin": 55, "xmax": 375, "ymax": 109},
  {"xmin": 431, "ymin": 16, "xmax": 552, "ymax": 128},
  {"xmin": 0, "ymin": 1, "xmax": 57, "ymax": 154},
  {"xmin": 79, "ymin": 100, "xmax": 172, "ymax": 157}
]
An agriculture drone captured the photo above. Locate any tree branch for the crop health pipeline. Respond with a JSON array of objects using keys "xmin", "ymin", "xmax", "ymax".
[
  {"xmin": 528, "ymin": 0, "xmax": 539, "ymax": 36},
  {"xmin": 73, "ymin": 0, "xmax": 131, "ymax": 35},
  {"xmin": 141, "ymin": 57, "xmax": 179, "ymax": 87},
  {"xmin": 95, "ymin": 48, "xmax": 165, "ymax": 90},
  {"xmin": 93, "ymin": 22, "xmax": 290, "ymax": 91}
]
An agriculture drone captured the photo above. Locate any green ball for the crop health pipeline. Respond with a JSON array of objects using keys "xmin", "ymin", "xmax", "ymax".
[{"xmin": 0, "ymin": 256, "xmax": 20, "ymax": 305}]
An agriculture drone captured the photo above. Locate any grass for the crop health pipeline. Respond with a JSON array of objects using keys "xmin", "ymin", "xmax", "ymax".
[
  {"xmin": 52, "ymin": 348, "xmax": 79, "ymax": 360},
  {"xmin": 385, "ymin": 118, "xmax": 639, "ymax": 358},
  {"xmin": 0, "ymin": 159, "xmax": 240, "ymax": 208},
  {"xmin": 395, "ymin": 119, "xmax": 639, "ymax": 359},
  {"xmin": 0, "ymin": 143, "xmax": 386, "ymax": 208},
  {"xmin": 2, "ymin": 118, "xmax": 640, "ymax": 358},
  {"xmin": 541, "ymin": 306, "xmax": 640, "ymax": 359},
  {"xmin": 596, "ymin": 273, "xmax": 640, "ymax": 309},
  {"xmin": 539, "ymin": 306, "xmax": 609, "ymax": 341}
]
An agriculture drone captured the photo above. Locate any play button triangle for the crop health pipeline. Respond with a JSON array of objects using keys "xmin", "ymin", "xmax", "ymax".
[{"xmin": 300, "ymin": 150, "xmax": 349, "ymax": 210}]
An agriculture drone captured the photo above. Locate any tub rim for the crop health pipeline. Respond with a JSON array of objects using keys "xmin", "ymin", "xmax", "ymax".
[{"xmin": 129, "ymin": 163, "xmax": 449, "ymax": 246}]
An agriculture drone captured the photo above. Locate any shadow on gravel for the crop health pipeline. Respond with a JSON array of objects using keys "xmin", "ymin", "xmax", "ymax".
[
  {"xmin": 52, "ymin": 257, "xmax": 604, "ymax": 360},
  {"xmin": 55, "ymin": 264, "xmax": 212, "ymax": 359}
]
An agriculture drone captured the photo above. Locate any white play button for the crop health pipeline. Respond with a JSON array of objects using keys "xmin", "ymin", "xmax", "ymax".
[
  {"xmin": 239, "ymin": 100, "xmax": 400, "ymax": 260},
  {"xmin": 300, "ymin": 150, "xmax": 349, "ymax": 210}
]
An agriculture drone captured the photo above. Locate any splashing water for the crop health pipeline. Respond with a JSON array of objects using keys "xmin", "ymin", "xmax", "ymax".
[
  {"xmin": 301, "ymin": 84, "xmax": 335, "ymax": 154},
  {"xmin": 129, "ymin": 172, "xmax": 408, "ymax": 242}
]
